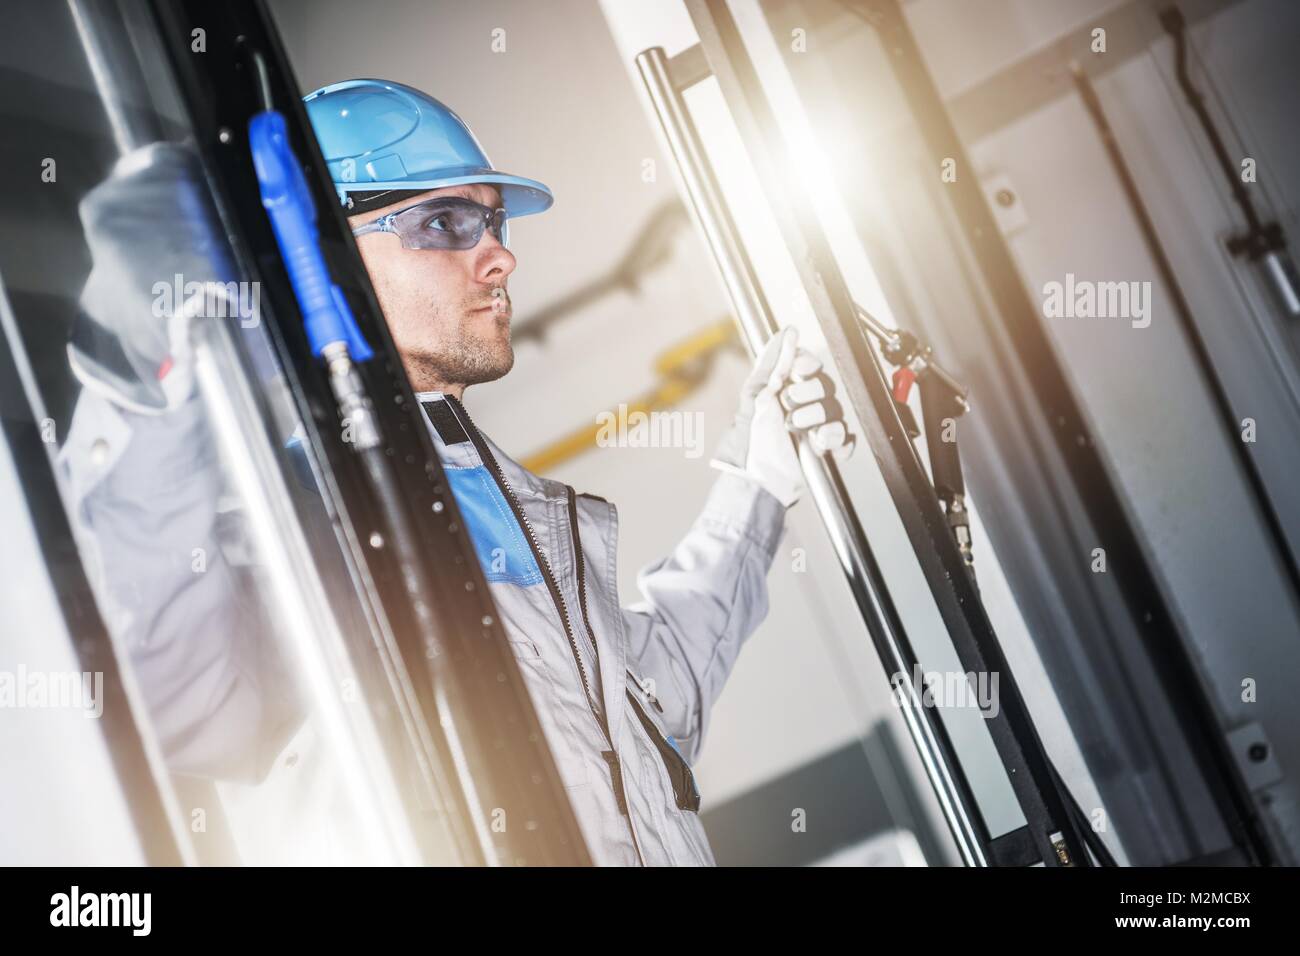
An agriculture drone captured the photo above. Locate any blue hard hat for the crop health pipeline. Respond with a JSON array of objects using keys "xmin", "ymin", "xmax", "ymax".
[{"xmin": 302, "ymin": 78, "xmax": 553, "ymax": 217}]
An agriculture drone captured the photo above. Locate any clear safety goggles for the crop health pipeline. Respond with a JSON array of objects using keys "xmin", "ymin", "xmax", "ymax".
[{"xmin": 351, "ymin": 195, "xmax": 509, "ymax": 251}]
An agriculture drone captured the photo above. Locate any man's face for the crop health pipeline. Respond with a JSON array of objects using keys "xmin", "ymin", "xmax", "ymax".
[{"xmin": 349, "ymin": 183, "xmax": 516, "ymax": 395}]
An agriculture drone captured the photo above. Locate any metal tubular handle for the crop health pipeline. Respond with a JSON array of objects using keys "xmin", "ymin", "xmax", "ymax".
[{"xmin": 636, "ymin": 45, "xmax": 991, "ymax": 867}]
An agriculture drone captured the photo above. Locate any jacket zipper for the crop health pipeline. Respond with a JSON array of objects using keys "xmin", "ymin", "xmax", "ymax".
[
  {"xmin": 627, "ymin": 667, "xmax": 665, "ymax": 714},
  {"xmin": 442, "ymin": 395, "xmax": 646, "ymax": 865}
]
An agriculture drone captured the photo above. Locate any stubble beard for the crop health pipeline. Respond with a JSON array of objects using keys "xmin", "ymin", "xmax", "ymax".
[{"xmin": 402, "ymin": 306, "xmax": 514, "ymax": 394}]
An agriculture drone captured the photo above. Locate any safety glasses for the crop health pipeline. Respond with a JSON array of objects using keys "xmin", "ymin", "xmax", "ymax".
[{"xmin": 352, "ymin": 195, "xmax": 509, "ymax": 251}]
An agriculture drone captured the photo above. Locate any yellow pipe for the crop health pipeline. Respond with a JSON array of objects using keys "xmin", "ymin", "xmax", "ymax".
[{"xmin": 521, "ymin": 319, "xmax": 736, "ymax": 474}]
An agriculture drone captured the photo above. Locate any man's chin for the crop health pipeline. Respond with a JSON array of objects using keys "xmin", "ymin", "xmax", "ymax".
[
  {"xmin": 459, "ymin": 345, "xmax": 514, "ymax": 387},
  {"xmin": 466, "ymin": 362, "xmax": 512, "ymax": 387},
  {"xmin": 400, "ymin": 343, "xmax": 512, "ymax": 393}
]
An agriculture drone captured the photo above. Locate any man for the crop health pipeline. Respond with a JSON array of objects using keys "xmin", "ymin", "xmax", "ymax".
[{"xmin": 61, "ymin": 78, "xmax": 853, "ymax": 865}]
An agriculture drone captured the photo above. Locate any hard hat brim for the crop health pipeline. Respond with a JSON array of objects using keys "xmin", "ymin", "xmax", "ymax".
[{"xmin": 337, "ymin": 169, "xmax": 553, "ymax": 217}]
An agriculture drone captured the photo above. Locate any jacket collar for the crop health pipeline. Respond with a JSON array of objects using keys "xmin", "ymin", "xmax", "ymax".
[
  {"xmin": 415, "ymin": 390, "xmax": 565, "ymax": 503},
  {"xmin": 415, "ymin": 390, "xmax": 628, "ymax": 753}
]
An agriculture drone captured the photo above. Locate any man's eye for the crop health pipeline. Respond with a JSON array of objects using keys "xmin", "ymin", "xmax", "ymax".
[{"xmin": 427, "ymin": 215, "xmax": 452, "ymax": 232}]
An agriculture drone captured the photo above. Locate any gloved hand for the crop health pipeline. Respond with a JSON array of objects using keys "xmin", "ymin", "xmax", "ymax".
[
  {"xmin": 710, "ymin": 326, "xmax": 855, "ymax": 507},
  {"xmin": 70, "ymin": 141, "xmax": 237, "ymax": 414}
]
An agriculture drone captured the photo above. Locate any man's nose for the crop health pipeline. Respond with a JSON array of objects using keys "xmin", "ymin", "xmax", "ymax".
[{"xmin": 475, "ymin": 231, "xmax": 516, "ymax": 284}]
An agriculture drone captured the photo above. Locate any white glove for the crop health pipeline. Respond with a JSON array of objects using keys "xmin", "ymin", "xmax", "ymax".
[{"xmin": 710, "ymin": 326, "xmax": 855, "ymax": 507}]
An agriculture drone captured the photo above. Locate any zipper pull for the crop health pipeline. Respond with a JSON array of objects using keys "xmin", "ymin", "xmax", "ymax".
[{"xmin": 601, "ymin": 750, "xmax": 629, "ymax": 815}]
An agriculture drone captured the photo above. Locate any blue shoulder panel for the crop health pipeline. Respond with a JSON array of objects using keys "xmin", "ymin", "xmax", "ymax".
[
  {"xmin": 443, "ymin": 464, "xmax": 544, "ymax": 587},
  {"xmin": 285, "ymin": 434, "xmax": 542, "ymax": 587}
]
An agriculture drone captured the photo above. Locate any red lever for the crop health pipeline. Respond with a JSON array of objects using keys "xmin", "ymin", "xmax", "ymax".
[{"xmin": 892, "ymin": 366, "xmax": 916, "ymax": 403}]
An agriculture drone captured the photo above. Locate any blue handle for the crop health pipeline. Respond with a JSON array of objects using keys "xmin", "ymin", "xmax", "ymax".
[{"xmin": 249, "ymin": 110, "xmax": 373, "ymax": 361}]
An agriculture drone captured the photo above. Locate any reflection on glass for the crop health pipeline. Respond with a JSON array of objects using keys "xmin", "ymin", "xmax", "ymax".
[{"xmin": 0, "ymin": 2, "xmax": 428, "ymax": 864}]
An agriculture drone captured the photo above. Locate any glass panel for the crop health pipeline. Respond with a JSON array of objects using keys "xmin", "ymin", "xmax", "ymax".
[{"xmin": 0, "ymin": 0, "xmax": 438, "ymax": 864}]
